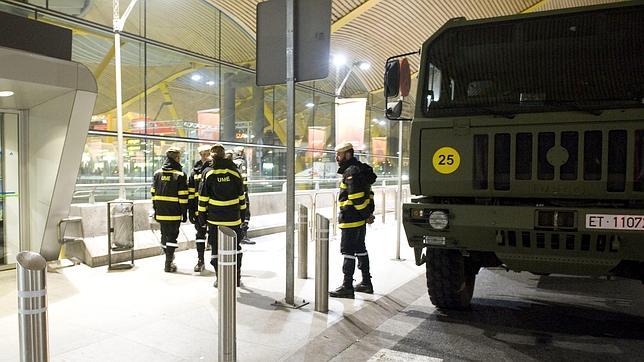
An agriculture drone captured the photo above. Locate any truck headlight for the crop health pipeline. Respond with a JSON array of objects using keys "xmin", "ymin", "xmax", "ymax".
[{"xmin": 428, "ymin": 210, "xmax": 449, "ymax": 230}]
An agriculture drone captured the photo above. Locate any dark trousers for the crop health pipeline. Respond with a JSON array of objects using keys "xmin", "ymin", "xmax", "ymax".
[
  {"xmin": 160, "ymin": 221, "xmax": 181, "ymax": 256},
  {"xmin": 339, "ymin": 225, "xmax": 370, "ymax": 285},
  {"xmin": 340, "ymin": 225, "xmax": 367, "ymax": 255},
  {"xmin": 208, "ymin": 224, "xmax": 242, "ymax": 271},
  {"xmin": 195, "ymin": 223, "xmax": 207, "ymax": 259}
]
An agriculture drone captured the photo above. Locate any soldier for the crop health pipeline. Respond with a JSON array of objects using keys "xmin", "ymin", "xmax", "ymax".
[
  {"xmin": 188, "ymin": 145, "xmax": 212, "ymax": 272},
  {"xmin": 197, "ymin": 144, "xmax": 246, "ymax": 287},
  {"xmin": 329, "ymin": 142, "xmax": 377, "ymax": 299},
  {"xmin": 151, "ymin": 147, "xmax": 189, "ymax": 273},
  {"xmin": 233, "ymin": 146, "xmax": 255, "ymax": 245}
]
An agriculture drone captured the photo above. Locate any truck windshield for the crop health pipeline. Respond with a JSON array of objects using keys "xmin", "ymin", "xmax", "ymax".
[{"xmin": 423, "ymin": 6, "xmax": 644, "ymax": 118}]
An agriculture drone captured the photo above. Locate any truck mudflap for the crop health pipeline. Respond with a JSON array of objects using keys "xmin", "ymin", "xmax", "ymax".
[{"xmin": 414, "ymin": 247, "xmax": 427, "ymax": 266}]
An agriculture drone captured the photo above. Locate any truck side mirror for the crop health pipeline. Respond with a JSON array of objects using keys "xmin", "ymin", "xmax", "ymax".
[
  {"xmin": 384, "ymin": 59, "xmax": 400, "ymax": 98},
  {"xmin": 386, "ymin": 100, "xmax": 403, "ymax": 119}
]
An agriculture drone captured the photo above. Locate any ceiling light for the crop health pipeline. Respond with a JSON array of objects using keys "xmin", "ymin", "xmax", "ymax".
[
  {"xmin": 379, "ymin": 120, "xmax": 386, "ymax": 126},
  {"xmin": 206, "ymin": 80, "xmax": 215, "ymax": 86},
  {"xmin": 0, "ymin": 91, "xmax": 14, "ymax": 97},
  {"xmin": 332, "ymin": 54, "xmax": 346, "ymax": 67},
  {"xmin": 356, "ymin": 61, "xmax": 371, "ymax": 70},
  {"xmin": 305, "ymin": 102, "xmax": 315, "ymax": 108},
  {"xmin": 372, "ymin": 118, "xmax": 378, "ymax": 122},
  {"xmin": 191, "ymin": 74, "xmax": 202, "ymax": 81}
]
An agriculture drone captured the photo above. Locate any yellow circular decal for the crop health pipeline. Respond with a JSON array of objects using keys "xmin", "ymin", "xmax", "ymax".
[{"xmin": 432, "ymin": 147, "xmax": 461, "ymax": 174}]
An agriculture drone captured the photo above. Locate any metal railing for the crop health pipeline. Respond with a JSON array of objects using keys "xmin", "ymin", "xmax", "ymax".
[{"xmin": 72, "ymin": 177, "xmax": 406, "ymax": 204}]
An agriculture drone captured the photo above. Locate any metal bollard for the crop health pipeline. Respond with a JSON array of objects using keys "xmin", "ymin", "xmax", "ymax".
[
  {"xmin": 17, "ymin": 251, "xmax": 49, "ymax": 362},
  {"xmin": 298, "ymin": 204, "xmax": 308, "ymax": 279},
  {"xmin": 218, "ymin": 226, "xmax": 237, "ymax": 362},
  {"xmin": 315, "ymin": 214, "xmax": 329, "ymax": 313}
]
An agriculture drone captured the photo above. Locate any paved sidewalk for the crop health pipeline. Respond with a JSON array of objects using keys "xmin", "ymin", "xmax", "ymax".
[{"xmin": 0, "ymin": 216, "xmax": 425, "ymax": 362}]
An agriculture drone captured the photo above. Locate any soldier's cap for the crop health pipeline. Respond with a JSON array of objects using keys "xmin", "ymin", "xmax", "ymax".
[
  {"xmin": 225, "ymin": 149, "xmax": 234, "ymax": 155},
  {"xmin": 197, "ymin": 145, "xmax": 211, "ymax": 153},
  {"xmin": 334, "ymin": 142, "xmax": 353, "ymax": 153},
  {"xmin": 166, "ymin": 146, "xmax": 182, "ymax": 155},
  {"xmin": 234, "ymin": 146, "xmax": 245, "ymax": 153}
]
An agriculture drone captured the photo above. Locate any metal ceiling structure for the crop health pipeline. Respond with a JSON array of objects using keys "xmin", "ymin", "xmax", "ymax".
[{"xmin": 209, "ymin": 0, "xmax": 623, "ymax": 93}]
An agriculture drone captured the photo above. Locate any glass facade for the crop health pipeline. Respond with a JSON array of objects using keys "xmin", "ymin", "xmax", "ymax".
[{"xmin": 1, "ymin": 1, "xmax": 409, "ymax": 203}]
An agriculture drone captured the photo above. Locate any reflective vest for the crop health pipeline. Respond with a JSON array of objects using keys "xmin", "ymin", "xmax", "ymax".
[
  {"xmin": 197, "ymin": 158, "xmax": 246, "ymax": 227},
  {"xmin": 151, "ymin": 159, "xmax": 189, "ymax": 222}
]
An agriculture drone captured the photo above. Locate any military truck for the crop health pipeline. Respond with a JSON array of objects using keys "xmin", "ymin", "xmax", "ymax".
[{"xmin": 384, "ymin": 2, "xmax": 644, "ymax": 309}]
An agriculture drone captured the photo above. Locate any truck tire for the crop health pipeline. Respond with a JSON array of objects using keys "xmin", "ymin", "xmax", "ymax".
[{"xmin": 426, "ymin": 248, "xmax": 476, "ymax": 310}]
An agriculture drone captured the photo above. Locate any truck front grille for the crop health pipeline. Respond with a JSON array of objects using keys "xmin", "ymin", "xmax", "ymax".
[
  {"xmin": 497, "ymin": 230, "xmax": 619, "ymax": 253},
  {"xmin": 473, "ymin": 129, "xmax": 643, "ymax": 193}
]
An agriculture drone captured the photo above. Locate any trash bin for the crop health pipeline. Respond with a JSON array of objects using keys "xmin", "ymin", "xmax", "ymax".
[{"xmin": 107, "ymin": 201, "xmax": 135, "ymax": 270}]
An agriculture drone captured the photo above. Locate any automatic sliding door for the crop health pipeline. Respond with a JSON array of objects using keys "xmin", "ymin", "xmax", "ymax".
[{"xmin": 0, "ymin": 112, "xmax": 19, "ymax": 270}]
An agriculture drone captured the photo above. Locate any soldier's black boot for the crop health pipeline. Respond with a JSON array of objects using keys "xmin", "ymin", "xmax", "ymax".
[
  {"xmin": 194, "ymin": 241, "xmax": 205, "ymax": 272},
  {"xmin": 355, "ymin": 255, "xmax": 373, "ymax": 294},
  {"xmin": 193, "ymin": 258, "xmax": 205, "ymax": 273},
  {"xmin": 164, "ymin": 248, "xmax": 177, "ymax": 273},
  {"xmin": 329, "ymin": 256, "xmax": 355, "ymax": 299}
]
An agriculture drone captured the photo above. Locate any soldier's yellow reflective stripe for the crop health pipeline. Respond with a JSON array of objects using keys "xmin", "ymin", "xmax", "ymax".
[
  {"xmin": 208, "ymin": 198, "xmax": 239, "ymax": 206},
  {"xmin": 240, "ymin": 204, "xmax": 247, "ymax": 210},
  {"xmin": 208, "ymin": 219, "xmax": 241, "ymax": 226},
  {"xmin": 199, "ymin": 196, "xmax": 210, "ymax": 202},
  {"xmin": 150, "ymin": 187, "xmax": 156, "ymax": 194},
  {"xmin": 155, "ymin": 169, "xmax": 185, "ymax": 176},
  {"xmin": 348, "ymin": 192, "xmax": 365, "ymax": 200},
  {"xmin": 239, "ymin": 194, "xmax": 246, "ymax": 200},
  {"xmin": 152, "ymin": 196, "xmax": 179, "ymax": 202},
  {"xmin": 338, "ymin": 200, "xmax": 353, "ymax": 207},
  {"xmin": 179, "ymin": 199, "xmax": 188, "ymax": 204},
  {"xmin": 194, "ymin": 174, "xmax": 201, "ymax": 180},
  {"xmin": 205, "ymin": 168, "xmax": 240, "ymax": 180},
  {"xmin": 340, "ymin": 182, "xmax": 347, "ymax": 189},
  {"xmin": 156, "ymin": 215, "xmax": 182, "ymax": 221},
  {"xmin": 188, "ymin": 188, "xmax": 196, "ymax": 192},
  {"xmin": 188, "ymin": 195, "xmax": 196, "ymax": 200},
  {"xmin": 354, "ymin": 199, "xmax": 370, "ymax": 210},
  {"xmin": 178, "ymin": 190, "xmax": 189, "ymax": 195},
  {"xmin": 339, "ymin": 220, "xmax": 366, "ymax": 228},
  {"xmin": 198, "ymin": 206, "xmax": 207, "ymax": 212}
]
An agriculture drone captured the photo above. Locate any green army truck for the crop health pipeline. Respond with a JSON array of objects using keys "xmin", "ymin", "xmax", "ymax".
[{"xmin": 385, "ymin": 2, "xmax": 644, "ymax": 309}]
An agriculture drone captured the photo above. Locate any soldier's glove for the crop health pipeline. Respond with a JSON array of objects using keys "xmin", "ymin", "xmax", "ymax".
[{"xmin": 366, "ymin": 214, "xmax": 375, "ymax": 224}]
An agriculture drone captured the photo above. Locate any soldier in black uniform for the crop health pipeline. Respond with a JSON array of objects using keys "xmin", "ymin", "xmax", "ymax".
[
  {"xmin": 188, "ymin": 145, "xmax": 212, "ymax": 272},
  {"xmin": 329, "ymin": 142, "xmax": 377, "ymax": 299},
  {"xmin": 233, "ymin": 146, "xmax": 255, "ymax": 245},
  {"xmin": 151, "ymin": 147, "xmax": 189, "ymax": 273},
  {"xmin": 197, "ymin": 144, "xmax": 246, "ymax": 287}
]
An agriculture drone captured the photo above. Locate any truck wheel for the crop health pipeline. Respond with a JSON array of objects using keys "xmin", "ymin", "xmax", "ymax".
[{"xmin": 426, "ymin": 248, "xmax": 476, "ymax": 310}]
